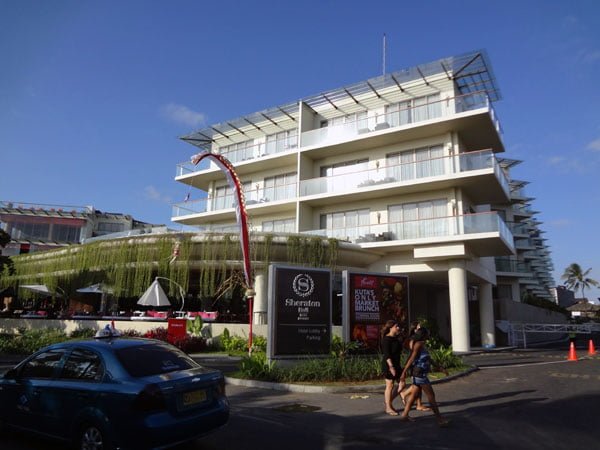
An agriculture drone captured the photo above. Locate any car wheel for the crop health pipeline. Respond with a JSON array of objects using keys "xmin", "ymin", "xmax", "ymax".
[{"xmin": 78, "ymin": 422, "xmax": 113, "ymax": 450}]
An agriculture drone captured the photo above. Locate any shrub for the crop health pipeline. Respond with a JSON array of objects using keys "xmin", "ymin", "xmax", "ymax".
[
  {"xmin": 69, "ymin": 328, "xmax": 96, "ymax": 339},
  {"xmin": 0, "ymin": 328, "xmax": 67, "ymax": 355},
  {"xmin": 239, "ymin": 352, "xmax": 278, "ymax": 381},
  {"xmin": 429, "ymin": 345, "xmax": 465, "ymax": 374},
  {"xmin": 143, "ymin": 326, "xmax": 206, "ymax": 353},
  {"xmin": 237, "ymin": 352, "xmax": 381, "ymax": 383},
  {"xmin": 220, "ymin": 328, "xmax": 254, "ymax": 353},
  {"xmin": 144, "ymin": 327, "xmax": 169, "ymax": 341},
  {"xmin": 170, "ymin": 334, "xmax": 206, "ymax": 353}
]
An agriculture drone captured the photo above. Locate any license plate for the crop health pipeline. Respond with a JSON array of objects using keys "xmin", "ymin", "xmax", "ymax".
[{"xmin": 182, "ymin": 389, "xmax": 207, "ymax": 407}]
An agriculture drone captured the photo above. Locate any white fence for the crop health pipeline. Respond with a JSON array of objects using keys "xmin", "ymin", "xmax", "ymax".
[{"xmin": 499, "ymin": 322, "xmax": 600, "ymax": 348}]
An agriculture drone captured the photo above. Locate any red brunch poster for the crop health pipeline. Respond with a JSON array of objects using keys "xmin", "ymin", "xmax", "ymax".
[{"xmin": 347, "ymin": 272, "xmax": 409, "ymax": 351}]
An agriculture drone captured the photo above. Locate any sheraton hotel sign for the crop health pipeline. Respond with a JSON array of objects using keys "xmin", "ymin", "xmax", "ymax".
[{"xmin": 267, "ymin": 265, "xmax": 409, "ymax": 361}]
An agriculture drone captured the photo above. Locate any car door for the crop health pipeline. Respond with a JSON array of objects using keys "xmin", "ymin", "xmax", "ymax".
[
  {"xmin": 51, "ymin": 348, "xmax": 106, "ymax": 439},
  {"xmin": 1, "ymin": 349, "xmax": 66, "ymax": 433}
]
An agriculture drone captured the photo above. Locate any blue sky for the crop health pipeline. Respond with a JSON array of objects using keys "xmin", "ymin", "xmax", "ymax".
[{"xmin": 1, "ymin": 0, "xmax": 599, "ymax": 301}]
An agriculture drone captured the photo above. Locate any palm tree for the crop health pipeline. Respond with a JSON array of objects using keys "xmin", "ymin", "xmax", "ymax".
[{"xmin": 561, "ymin": 263, "xmax": 599, "ymax": 300}]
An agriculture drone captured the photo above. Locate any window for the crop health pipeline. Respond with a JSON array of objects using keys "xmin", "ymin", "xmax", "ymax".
[
  {"xmin": 10, "ymin": 221, "xmax": 50, "ymax": 240},
  {"xmin": 320, "ymin": 159, "xmax": 368, "ymax": 177},
  {"xmin": 60, "ymin": 349, "xmax": 104, "ymax": 382},
  {"xmin": 20, "ymin": 349, "xmax": 65, "ymax": 379},
  {"xmin": 263, "ymin": 172, "xmax": 296, "ymax": 202},
  {"xmin": 386, "ymin": 145, "xmax": 444, "ymax": 181},
  {"xmin": 213, "ymin": 181, "xmax": 251, "ymax": 210},
  {"xmin": 262, "ymin": 218, "xmax": 295, "ymax": 233},
  {"xmin": 385, "ymin": 93, "xmax": 441, "ymax": 127},
  {"xmin": 265, "ymin": 129, "xmax": 297, "ymax": 155},
  {"xmin": 52, "ymin": 224, "xmax": 81, "ymax": 242},
  {"xmin": 388, "ymin": 199, "xmax": 447, "ymax": 240},
  {"xmin": 116, "ymin": 344, "xmax": 198, "ymax": 377},
  {"xmin": 322, "ymin": 111, "xmax": 368, "ymax": 130},
  {"xmin": 96, "ymin": 222, "xmax": 125, "ymax": 233},
  {"xmin": 320, "ymin": 209, "xmax": 370, "ymax": 240},
  {"xmin": 220, "ymin": 139, "xmax": 255, "ymax": 163}
]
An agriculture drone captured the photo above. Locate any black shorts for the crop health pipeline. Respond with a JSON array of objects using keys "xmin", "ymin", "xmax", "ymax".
[{"xmin": 383, "ymin": 366, "xmax": 400, "ymax": 381}]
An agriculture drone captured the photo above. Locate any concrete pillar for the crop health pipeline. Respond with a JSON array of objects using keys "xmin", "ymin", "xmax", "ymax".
[
  {"xmin": 448, "ymin": 260, "xmax": 470, "ymax": 352},
  {"xmin": 479, "ymin": 282, "xmax": 495, "ymax": 348},
  {"xmin": 253, "ymin": 271, "xmax": 267, "ymax": 325}
]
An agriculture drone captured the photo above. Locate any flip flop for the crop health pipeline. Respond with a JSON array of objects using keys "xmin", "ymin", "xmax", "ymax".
[
  {"xmin": 399, "ymin": 415, "xmax": 415, "ymax": 422},
  {"xmin": 416, "ymin": 406, "xmax": 432, "ymax": 411},
  {"xmin": 386, "ymin": 410, "xmax": 399, "ymax": 416}
]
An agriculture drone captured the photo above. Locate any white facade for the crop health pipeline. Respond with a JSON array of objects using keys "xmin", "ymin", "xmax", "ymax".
[{"xmin": 172, "ymin": 51, "xmax": 555, "ymax": 351}]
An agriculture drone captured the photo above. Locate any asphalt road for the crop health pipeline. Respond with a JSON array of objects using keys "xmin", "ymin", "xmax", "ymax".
[{"xmin": 1, "ymin": 346, "xmax": 599, "ymax": 450}]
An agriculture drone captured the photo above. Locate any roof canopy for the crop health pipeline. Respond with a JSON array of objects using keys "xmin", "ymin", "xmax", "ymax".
[{"xmin": 182, "ymin": 49, "xmax": 501, "ymax": 148}]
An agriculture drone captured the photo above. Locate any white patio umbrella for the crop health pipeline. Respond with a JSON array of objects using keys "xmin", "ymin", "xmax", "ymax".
[
  {"xmin": 76, "ymin": 283, "xmax": 114, "ymax": 294},
  {"xmin": 137, "ymin": 279, "xmax": 171, "ymax": 307},
  {"xmin": 20, "ymin": 284, "xmax": 63, "ymax": 297},
  {"xmin": 77, "ymin": 284, "xmax": 114, "ymax": 313}
]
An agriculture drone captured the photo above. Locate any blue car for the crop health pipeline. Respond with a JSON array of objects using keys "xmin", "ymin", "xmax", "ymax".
[{"xmin": 0, "ymin": 331, "xmax": 229, "ymax": 449}]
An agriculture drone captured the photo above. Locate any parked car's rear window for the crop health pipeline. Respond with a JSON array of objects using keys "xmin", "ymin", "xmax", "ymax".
[{"xmin": 115, "ymin": 344, "xmax": 198, "ymax": 377}]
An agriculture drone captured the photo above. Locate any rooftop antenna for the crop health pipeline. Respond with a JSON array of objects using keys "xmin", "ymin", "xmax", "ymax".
[{"xmin": 382, "ymin": 33, "xmax": 387, "ymax": 75}]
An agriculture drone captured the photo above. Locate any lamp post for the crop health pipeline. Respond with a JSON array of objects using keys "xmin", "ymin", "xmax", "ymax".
[{"xmin": 154, "ymin": 277, "xmax": 186, "ymax": 312}]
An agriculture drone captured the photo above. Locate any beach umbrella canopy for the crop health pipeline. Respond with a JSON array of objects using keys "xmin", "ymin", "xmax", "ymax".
[
  {"xmin": 76, "ymin": 283, "xmax": 114, "ymax": 294},
  {"xmin": 20, "ymin": 284, "xmax": 63, "ymax": 297},
  {"xmin": 137, "ymin": 280, "xmax": 171, "ymax": 307}
]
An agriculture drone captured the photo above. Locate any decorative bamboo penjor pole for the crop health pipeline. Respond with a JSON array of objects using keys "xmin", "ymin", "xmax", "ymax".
[{"xmin": 190, "ymin": 151, "xmax": 256, "ymax": 353}]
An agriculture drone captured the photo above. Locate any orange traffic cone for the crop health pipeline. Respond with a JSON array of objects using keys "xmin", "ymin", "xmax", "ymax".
[
  {"xmin": 588, "ymin": 339, "xmax": 597, "ymax": 356},
  {"xmin": 567, "ymin": 341, "xmax": 578, "ymax": 361}
]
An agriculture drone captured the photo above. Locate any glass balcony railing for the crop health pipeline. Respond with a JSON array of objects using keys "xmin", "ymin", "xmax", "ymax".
[
  {"xmin": 506, "ymin": 221, "xmax": 530, "ymax": 235},
  {"xmin": 176, "ymin": 134, "xmax": 298, "ymax": 177},
  {"xmin": 301, "ymin": 212, "xmax": 513, "ymax": 248},
  {"xmin": 171, "ymin": 183, "xmax": 296, "ymax": 216},
  {"xmin": 175, "ymin": 91, "xmax": 502, "ymax": 178},
  {"xmin": 299, "ymin": 149, "xmax": 509, "ymax": 198},
  {"xmin": 300, "ymin": 91, "xmax": 498, "ymax": 149},
  {"xmin": 495, "ymin": 257, "xmax": 531, "ymax": 273}
]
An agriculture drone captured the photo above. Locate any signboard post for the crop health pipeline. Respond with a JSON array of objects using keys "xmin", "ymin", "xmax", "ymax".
[
  {"xmin": 267, "ymin": 265, "xmax": 332, "ymax": 361},
  {"xmin": 342, "ymin": 271, "xmax": 409, "ymax": 351}
]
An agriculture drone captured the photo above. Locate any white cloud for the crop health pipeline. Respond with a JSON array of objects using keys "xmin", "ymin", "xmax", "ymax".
[
  {"xmin": 144, "ymin": 186, "xmax": 172, "ymax": 204},
  {"xmin": 161, "ymin": 103, "xmax": 206, "ymax": 127},
  {"xmin": 586, "ymin": 138, "xmax": 600, "ymax": 152}
]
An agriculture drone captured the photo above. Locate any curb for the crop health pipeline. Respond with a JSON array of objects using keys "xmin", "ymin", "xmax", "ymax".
[{"xmin": 224, "ymin": 366, "xmax": 478, "ymax": 393}]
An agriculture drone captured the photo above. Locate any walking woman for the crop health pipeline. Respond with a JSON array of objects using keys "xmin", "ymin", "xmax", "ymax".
[
  {"xmin": 399, "ymin": 321, "xmax": 430, "ymax": 412},
  {"xmin": 399, "ymin": 327, "xmax": 449, "ymax": 426},
  {"xmin": 381, "ymin": 320, "xmax": 402, "ymax": 415}
]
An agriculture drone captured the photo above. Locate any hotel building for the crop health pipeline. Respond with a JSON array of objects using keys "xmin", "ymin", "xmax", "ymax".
[{"xmin": 171, "ymin": 50, "xmax": 556, "ymax": 352}]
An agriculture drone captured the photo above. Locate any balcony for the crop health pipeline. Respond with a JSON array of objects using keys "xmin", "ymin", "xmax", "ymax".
[
  {"xmin": 299, "ymin": 149, "xmax": 509, "ymax": 205},
  {"xmin": 301, "ymin": 211, "xmax": 514, "ymax": 256},
  {"xmin": 171, "ymin": 182, "xmax": 297, "ymax": 224},
  {"xmin": 495, "ymin": 257, "xmax": 532, "ymax": 276},
  {"xmin": 174, "ymin": 91, "xmax": 504, "ymax": 187},
  {"xmin": 299, "ymin": 91, "xmax": 504, "ymax": 159}
]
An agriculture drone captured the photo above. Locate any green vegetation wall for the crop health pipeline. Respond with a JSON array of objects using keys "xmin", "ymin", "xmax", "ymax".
[{"xmin": 0, "ymin": 233, "xmax": 340, "ymax": 299}]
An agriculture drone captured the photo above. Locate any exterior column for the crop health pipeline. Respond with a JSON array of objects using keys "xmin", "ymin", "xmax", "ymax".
[
  {"xmin": 479, "ymin": 282, "xmax": 496, "ymax": 348},
  {"xmin": 448, "ymin": 260, "xmax": 470, "ymax": 352},
  {"xmin": 254, "ymin": 270, "xmax": 267, "ymax": 325}
]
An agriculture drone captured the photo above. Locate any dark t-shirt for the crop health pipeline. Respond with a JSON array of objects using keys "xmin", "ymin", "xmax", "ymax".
[{"xmin": 381, "ymin": 335, "xmax": 402, "ymax": 372}]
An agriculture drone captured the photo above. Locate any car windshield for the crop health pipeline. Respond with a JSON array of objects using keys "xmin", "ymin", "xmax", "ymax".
[{"xmin": 115, "ymin": 343, "xmax": 199, "ymax": 377}]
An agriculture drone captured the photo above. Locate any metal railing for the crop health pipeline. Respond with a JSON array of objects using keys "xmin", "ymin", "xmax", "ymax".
[
  {"xmin": 301, "ymin": 211, "xmax": 513, "ymax": 249},
  {"xmin": 505, "ymin": 322, "xmax": 599, "ymax": 348},
  {"xmin": 299, "ymin": 149, "xmax": 509, "ymax": 198},
  {"xmin": 175, "ymin": 91, "xmax": 502, "ymax": 177},
  {"xmin": 171, "ymin": 182, "xmax": 297, "ymax": 216},
  {"xmin": 300, "ymin": 91, "xmax": 499, "ymax": 148}
]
